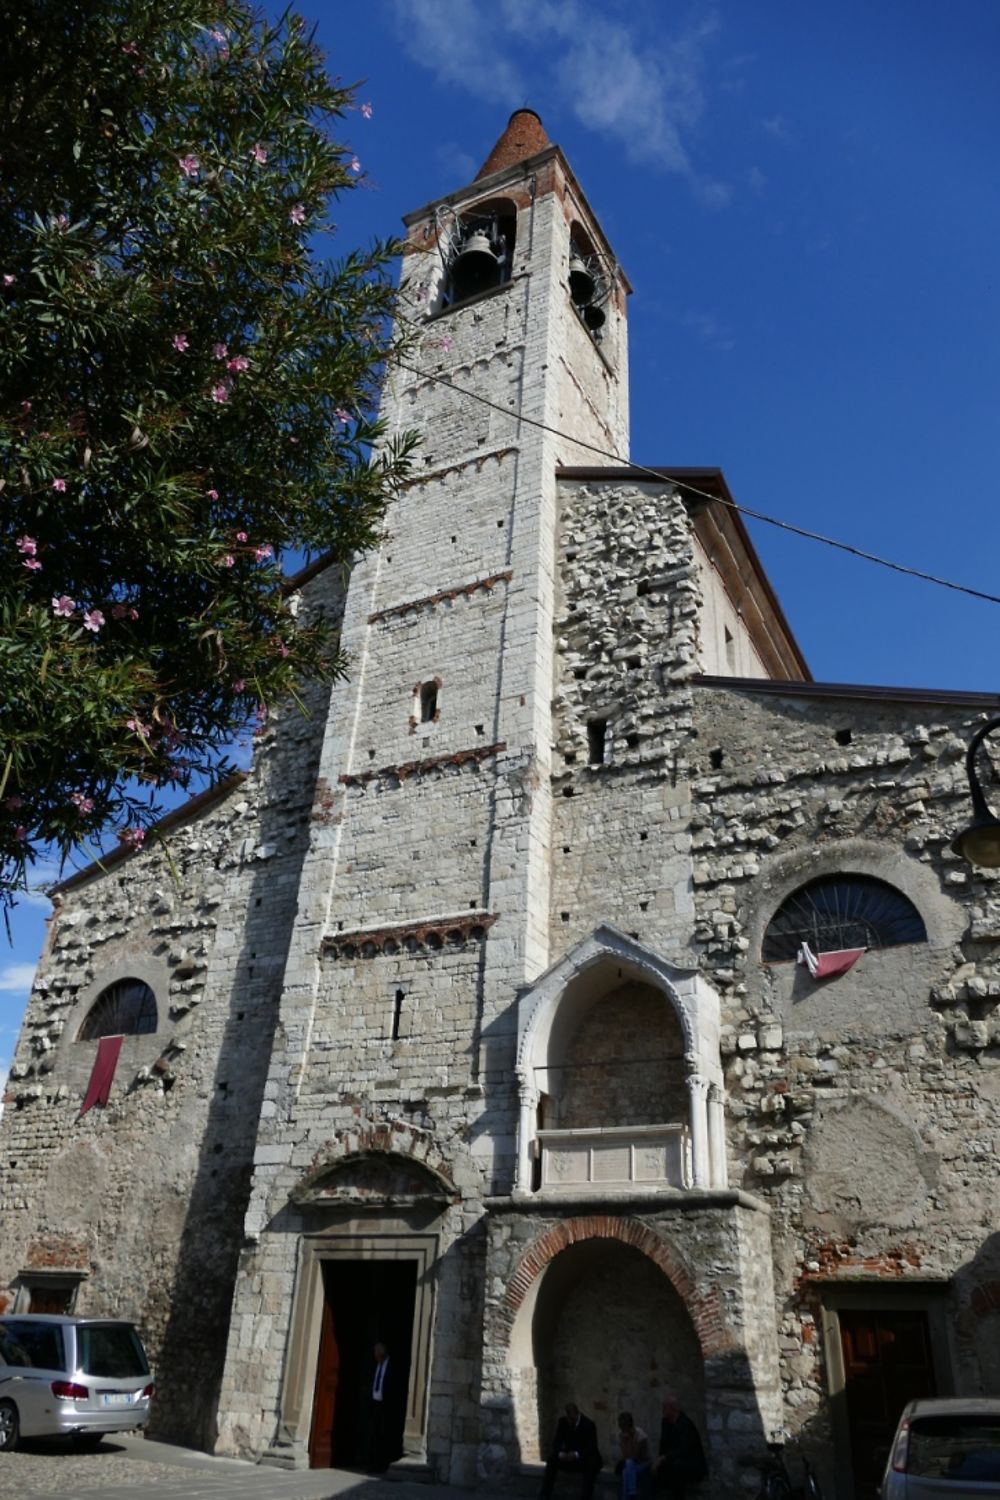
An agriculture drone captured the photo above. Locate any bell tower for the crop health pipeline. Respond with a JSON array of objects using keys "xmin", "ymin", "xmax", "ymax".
[{"xmin": 218, "ymin": 114, "xmax": 632, "ymax": 1468}]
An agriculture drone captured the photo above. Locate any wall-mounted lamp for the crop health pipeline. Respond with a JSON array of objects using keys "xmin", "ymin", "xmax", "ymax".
[{"xmin": 951, "ymin": 716, "xmax": 1000, "ymax": 867}]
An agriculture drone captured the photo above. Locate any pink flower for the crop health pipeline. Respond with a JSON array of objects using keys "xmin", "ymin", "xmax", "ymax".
[
  {"xmin": 83, "ymin": 609, "xmax": 104, "ymax": 632},
  {"xmin": 22, "ymin": 557, "xmax": 42, "ymax": 571},
  {"xmin": 122, "ymin": 40, "xmax": 139, "ymax": 55},
  {"xmin": 439, "ymin": 334, "xmax": 454, "ymax": 352},
  {"xmin": 289, "ymin": 203, "xmax": 306, "ymax": 225},
  {"xmin": 255, "ymin": 704, "xmax": 268, "ymax": 722},
  {"xmin": 212, "ymin": 342, "xmax": 228, "ymax": 359},
  {"xmin": 112, "ymin": 602, "xmax": 138, "ymax": 620},
  {"xmin": 210, "ymin": 28, "xmax": 226, "ymax": 42},
  {"xmin": 179, "ymin": 155, "xmax": 200, "ymax": 178},
  {"xmin": 360, "ymin": 102, "xmax": 373, "ymax": 120},
  {"xmin": 2, "ymin": 274, "xmax": 14, "ymax": 286},
  {"xmin": 16, "ymin": 536, "xmax": 37, "ymax": 555},
  {"xmin": 52, "ymin": 595, "xmax": 75, "ymax": 617},
  {"xmin": 235, "ymin": 530, "xmax": 248, "ymax": 543},
  {"xmin": 129, "ymin": 607, "xmax": 139, "ymax": 620},
  {"xmin": 4, "ymin": 796, "xmax": 23, "ymax": 809},
  {"xmin": 20, "ymin": 400, "xmax": 31, "ymax": 413},
  {"xmin": 275, "ymin": 640, "xmax": 290, "ymax": 659},
  {"xmin": 254, "ymin": 544, "xmax": 273, "ymax": 561},
  {"xmin": 70, "ymin": 792, "xmax": 95, "ymax": 814},
  {"xmin": 172, "ymin": 333, "xmax": 189, "ymax": 352},
  {"xmin": 206, "ymin": 488, "xmax": 219, "ymax": 500},
  {"xmin": 117, "ymin": 826, "xmax": 145, "ymax": 849},
  {"xmin": 210, "ymin": 382, "xmax": 231, "ymax": 404},
  {"xmin": 13, "ymin": 825, "xmax": 27, "ymax": 843},
  {"xmin": 334, "ymin": 408, "xmax": 351, "ymax": 424},
  {"xmin": 349, "ymin": 157, "xmax": 361, "ymax": 174},
  {"xmin": 126, "ymin": 717, "xmax": 151, "ymax": 736},
  {"xmin": 52, "ymin": 478, "xmax": 66, "ymax": 492},
  {"xmin": 221, "ymin": 554, "xmax": 235, "ymax": 568},
  {"xmin": 226, "ymin": 355, "xmax": 249, "ymax": 373},
  {"xmin": 233, "ymin": 678, "xmax": 246, "ymax": 693},
  {"xmin": 251, "ymin": 144, "xmax": 268, "ymax": 165}
]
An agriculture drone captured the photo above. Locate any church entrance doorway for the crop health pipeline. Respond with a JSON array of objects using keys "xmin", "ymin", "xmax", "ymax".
[
  {"xmin": 308, "ymin": 1259, "xmax": 417, "ymax": 1469},
  {"xmin": 839, "ymin": 1308, "xmax": 936, "ymax": 1500}
]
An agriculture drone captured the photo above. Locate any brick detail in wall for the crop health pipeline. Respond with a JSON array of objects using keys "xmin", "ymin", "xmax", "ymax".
[
  {"xmin": 339, "ymin": 741, "xmax": 506, "ymax": 789},
  {"xmin": 499, "ymin": 1215, "xmax": 735, "ymax": 1359},
  {"xmin": 322, "ymin": 911, "xmax": 497, "ymax": 960},
  {"xmin": 368, "ymin": 570, "xmax": 513, "ymax": 625},
  {"xmin": 293, "ymin": 1117, "xmax": 458, "ymax": 1198}
]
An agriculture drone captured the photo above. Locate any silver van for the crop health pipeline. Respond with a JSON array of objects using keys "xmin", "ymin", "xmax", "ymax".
[{"xmin": 0, "ymin": 1314, "xmax": 153, "ymax": 1449}]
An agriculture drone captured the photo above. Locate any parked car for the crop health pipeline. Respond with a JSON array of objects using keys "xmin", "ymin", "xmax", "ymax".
[
  {"xmin": 881, "ymin": 1398, "xmax": 1000, "ymax": 1499},
  {"xmin": 0, "ymin": 1314, "xmax": 153, "ymax": 1450}
]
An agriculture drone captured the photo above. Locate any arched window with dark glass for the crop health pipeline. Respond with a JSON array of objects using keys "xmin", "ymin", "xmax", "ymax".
[
  {"xmin": 78, "ymin": 979, "xmax": 157, "ymax": 1040},
  {"xmin": 762, "ymin": 875, "xmax": 927, "ymax": 963}
]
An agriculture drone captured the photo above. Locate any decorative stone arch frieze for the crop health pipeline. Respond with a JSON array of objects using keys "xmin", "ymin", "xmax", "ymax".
[
  {"xmin": 290, "ymin": 1118, "xmax": 458, "ymax": 1206},
  {"xmin": 498, "ymin": 1215, "xmax": 733, "ymax": 1362},
  {"xmin": 514, "ymin": 926, "xmax": 726, "ymax": 1191}
]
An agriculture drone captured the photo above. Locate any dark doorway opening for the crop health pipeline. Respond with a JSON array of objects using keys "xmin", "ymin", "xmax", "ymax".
[
  {"xmin": 308, "ymin": 1259, "xmax": 417, "ymax": 1470},
  {"xmin": 840, "ymin": 1307, "xmax": 936, "ymax": 1499}
]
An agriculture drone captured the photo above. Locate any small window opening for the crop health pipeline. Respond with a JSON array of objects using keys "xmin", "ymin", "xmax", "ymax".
[
  {"xmin": 587, "ymin": 720, "xmax": 608, "ymax": 765},
  {"xmin": 626, "ymin": 732, "xmax": 640, "ymax": 750},
  {"xmin": 419, "ymin": 680, "xmax": 438, "ymax": 723},
  {"xmin": 78, "ymin": 979, "xmax": 157, "ymax": 1041},
  {"xmin": 568, "ymin": 222, "xmax": 609, "ymax": 341},
  {"xmin": 835, "ymin": 728, "xmax": 853, "ymax": 746},
  {"xmin": 709, "ymin": 747, "xmax": 724, "ymax": 770},
  {"xmin": 637, "ymin": 579, "xmax": 651, "ymax": 597},
  {"xmin": 391, "ymin": 989, "xmax": 405, "ymax": 1042},
  {"xmin": 639, "ymin": 831, "xmax": 648, "ymax": 841},
  {"xmin": 560, "ymin": 912, "xmax": 570, "ymax": 923},
  {"xmin": 724, "ymin": 624, "xmax": 737, "ymax": 673}
]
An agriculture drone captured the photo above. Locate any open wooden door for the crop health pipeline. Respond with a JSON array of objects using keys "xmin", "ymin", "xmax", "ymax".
[
  {"xmin": 308, "ymin": 1293, "xmax": 340, "ymax": 1468},
  {"xmin": 840, "ymin": 1308, "xmax": 936, "ymax": 1499}
]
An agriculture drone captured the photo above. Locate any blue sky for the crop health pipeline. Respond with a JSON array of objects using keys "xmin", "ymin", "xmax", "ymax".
[{"xmin": 3, "ymin": 0, "xmax": 999, "ymax": 1078}]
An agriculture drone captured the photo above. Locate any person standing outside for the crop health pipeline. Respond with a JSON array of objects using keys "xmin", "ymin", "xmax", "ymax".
[
  {"xmin": 651, "ymin": 1393, "xmax": 707, "ymax": 1498},
  {"xmin": 540, "ymin": 1401, "xmax": 604, "ymax": 1500}
]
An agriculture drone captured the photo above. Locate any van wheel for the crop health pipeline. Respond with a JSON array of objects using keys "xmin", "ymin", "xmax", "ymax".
[
  {"xmin": 0, "ymin": 1400, "xmax": 19, "ymax": 1452},
  {"xmin": 70, "ymin": 1433, "xmax": 104, "ymax": 1452}
]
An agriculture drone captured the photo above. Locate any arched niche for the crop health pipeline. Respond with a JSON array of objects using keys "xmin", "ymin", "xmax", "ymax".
[
  {"xmin": 439, "ymin": 195, "xmax": 518, "ymax": 310},
  {"xmin": 291, "ymin": 1152, "xmax": 456, "ymax": 1209},
  {"xmin": 515, "ymin": 927, "xmax": 726, "ymax": 1193}
]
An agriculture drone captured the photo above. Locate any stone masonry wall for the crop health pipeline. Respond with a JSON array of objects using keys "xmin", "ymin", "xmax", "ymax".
[
  {"xmin": 689, "ymin": 683, "xmax": 1000, "ymax": 1485},
  {"xmin": 0, "ymin": 565, "xmax": 343, "ymax": 1448},
  {"xmin": 557, "ymin": 981, "xmax": 687, "ymax": 1130}
]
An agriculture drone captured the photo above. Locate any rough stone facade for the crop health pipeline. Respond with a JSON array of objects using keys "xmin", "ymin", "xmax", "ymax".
[{"xmin": 3, "ymin": 111, "xmax": 1000, "ymax": 1500}]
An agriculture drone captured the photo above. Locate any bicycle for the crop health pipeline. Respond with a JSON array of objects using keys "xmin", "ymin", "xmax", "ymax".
[{"xmin": 752, "ymin": 1442, "xmax": 823, "ymax": 1500}]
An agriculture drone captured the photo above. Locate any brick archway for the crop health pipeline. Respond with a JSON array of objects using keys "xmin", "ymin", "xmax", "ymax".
[
  {"xmin": 500, "ymin": 1215, "xmax": 731, "ymax": 1359},
  {"xmin": 291, "ymin": 1117, "xmax": 458, "ymax": 1202}
]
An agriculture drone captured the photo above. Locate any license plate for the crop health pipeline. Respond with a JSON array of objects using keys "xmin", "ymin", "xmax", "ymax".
[{"xmin": 100, "ymin": 1393, "xmax": 132, "ymax": 1407}]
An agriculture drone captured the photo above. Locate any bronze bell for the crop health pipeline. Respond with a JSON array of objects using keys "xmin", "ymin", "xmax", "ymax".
[
  {"xmin": 568, "ymin": 253, "xmax": 596, "ymax": 305},
  {"xmin": 583, "ymin": 302, "xmax": 606, "ymax": 332},
  {"xmin": 451, "ymin": 229, "xmax": 505, "ymax": 301}
]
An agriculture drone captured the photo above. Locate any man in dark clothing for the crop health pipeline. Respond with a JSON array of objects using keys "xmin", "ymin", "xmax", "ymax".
[
  {"xmin": 651, "ymin": 1394, "xmax": 707, "ymax": 1499},
  {"xmin": 540, "ymin": 1402, "xmax": 604, "ymax": 1500},
  {"xmin": 365, "ymin": 1340, "xmax": 404, "ymax": 1473}
]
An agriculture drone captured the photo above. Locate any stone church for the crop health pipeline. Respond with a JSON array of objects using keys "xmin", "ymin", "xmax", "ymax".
[{"xmin": 4, "ymin": 110, "xmax": 1000, "ymax": 1500}]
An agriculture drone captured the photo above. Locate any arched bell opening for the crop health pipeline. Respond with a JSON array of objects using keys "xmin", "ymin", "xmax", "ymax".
[
  {"xmin": 567, "ymin": 221, "xmax": 609, "ymax": 338},
  {"xmin": 515, "ymin": 931, "xmax": 727, "ymax": 1196},
  {"xmin": 511, "ymin": 1238, "xmax": 706, "ymax": 1465},
  {"xmin": 441, "ymin": 197, "xmax": 517, "ymax": 309}
]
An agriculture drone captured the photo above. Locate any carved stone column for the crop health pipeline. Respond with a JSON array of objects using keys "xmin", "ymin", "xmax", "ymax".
[
  {"xmin": 686, "ymin": 1071, "xmax": 711, "ymax": 1188},
  {"xmin": 515, "ymin": 1080, "xmax": 538, "ymax": 1194},
  {"xmin": 707, "ymin": 1082, "xmax": 727, "ymax": 1188}
]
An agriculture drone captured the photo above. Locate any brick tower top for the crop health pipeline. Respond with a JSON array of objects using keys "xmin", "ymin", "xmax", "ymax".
[{"xmin": 475, "ymin": 108, "xmax": 550, "ymax": 180}]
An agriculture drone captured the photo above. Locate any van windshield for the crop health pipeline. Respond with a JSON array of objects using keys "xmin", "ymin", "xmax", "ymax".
[
  {"xmin": 908, "ymin": 1415, "xmax": 1000, "ymax": 1481},
  {"xmin": 76, "ymin": 1324, "xmax": 149, "ymax": 1379}
]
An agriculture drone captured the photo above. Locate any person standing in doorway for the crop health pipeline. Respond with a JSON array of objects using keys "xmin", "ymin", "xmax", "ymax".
[
  {"xmin": 540, "ymin": 1402, "xmax": 604, "ymax": 1500},
  {"xmin": 651, "ymin": 1393, "xmax": 707, "ymax": 1498},
  {"xmin": 366, "ymin": 1339, "xmax": 403, "ymax": 1473}
]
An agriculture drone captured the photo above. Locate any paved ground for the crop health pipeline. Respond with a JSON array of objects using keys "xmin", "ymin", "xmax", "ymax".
[{"xmin": 0, "ymin": 1433, "xmax": 471, "ymax": 1500}]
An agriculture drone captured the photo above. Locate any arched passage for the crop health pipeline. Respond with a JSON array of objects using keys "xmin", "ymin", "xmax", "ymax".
[{"xmin": 506, "ymin": 1226, "xmax": 707, "ymax": 1463}]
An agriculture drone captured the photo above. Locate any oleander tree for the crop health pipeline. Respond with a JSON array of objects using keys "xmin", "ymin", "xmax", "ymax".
[{"xmin": 0, "ymin": 1, "xmax": 416, "ymax": 907}]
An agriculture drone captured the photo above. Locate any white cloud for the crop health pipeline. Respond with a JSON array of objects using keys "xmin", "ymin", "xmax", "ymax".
[
  {"xmin": 0, "ymin": 962, "xmax": 37, "ymax": 994},
  {"xmin": 389, "ymin": 0, "xmax": 728, "ymax": 200},
  {"xmin": 682, "ymin": 308, "xmax": 734, "ymax": 352}
]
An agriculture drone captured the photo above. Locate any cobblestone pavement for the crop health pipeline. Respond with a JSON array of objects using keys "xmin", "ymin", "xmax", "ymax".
[{"xmin": 0, "ymin": 1434, "xmax": 469, "ymax": 1500}]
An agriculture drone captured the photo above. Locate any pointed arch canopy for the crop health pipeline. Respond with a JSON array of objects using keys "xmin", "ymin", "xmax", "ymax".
[{"xmin": 514, "ymin": 926, "xmax": 726, "ymax": 1193}]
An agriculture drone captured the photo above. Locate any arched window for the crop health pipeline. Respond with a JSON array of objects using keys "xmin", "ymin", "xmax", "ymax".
[
  {"xmin": 762, "ymin": 875, "xmax": 927, "ymax": 963},
  {"xmin": 567, "ymin": 221, "xmax": 610, "ymax": 340},
  {"xmin": 441, "ymin": 197, "xmax": 516, "ymax": 307},
  {"xmin": 78, "ymin": 979, "xmax": 157, "ymax": 1040}
]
